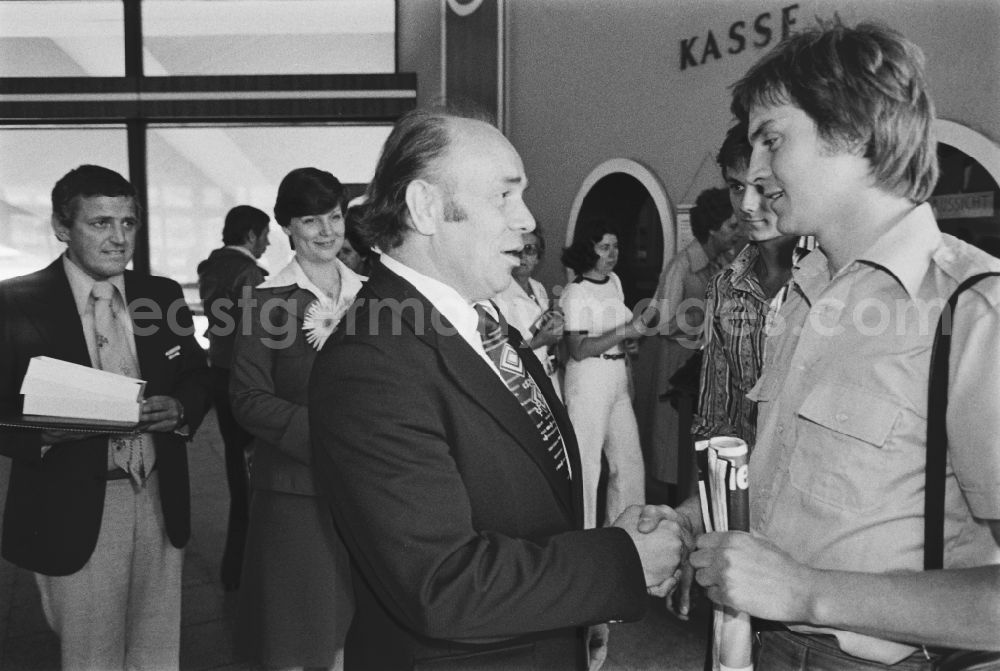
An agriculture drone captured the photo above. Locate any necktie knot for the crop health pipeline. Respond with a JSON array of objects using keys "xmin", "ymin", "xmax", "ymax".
[
  {"xmin": 91, "ymin": 280, "xmax": 116, "ymax": 302},
  {"xmin": 474, "ymin": 304, "xmax": 504, "ymax": 350}
]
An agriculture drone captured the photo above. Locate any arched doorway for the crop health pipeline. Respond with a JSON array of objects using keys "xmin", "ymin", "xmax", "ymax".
[
  {"xmin": 933, "ymin": 120, "xmax": 1000, "ymax": 257},
  {"xmin": 566, "ymin": 159, "xmax": 673, "ymax": 308}
]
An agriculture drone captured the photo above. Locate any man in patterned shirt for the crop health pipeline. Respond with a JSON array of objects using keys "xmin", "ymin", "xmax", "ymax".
[{"xmin": 691, "ymin": 121, "xmax": 799, "ymax": 447}]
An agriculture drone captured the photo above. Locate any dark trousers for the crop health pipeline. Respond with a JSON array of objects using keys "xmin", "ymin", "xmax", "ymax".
[{"xmin": 211, "ymin": 366, "xmax": 252, "ymax": 589}]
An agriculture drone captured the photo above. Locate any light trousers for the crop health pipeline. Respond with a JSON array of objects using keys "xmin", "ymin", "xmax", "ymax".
[
  {"xmin": 35, "ymin": 472, "xmax": 184, "ymax": 671},
  {"xmin": 564, "ymin": 357, "xmax": 645, "ymax": 529}
]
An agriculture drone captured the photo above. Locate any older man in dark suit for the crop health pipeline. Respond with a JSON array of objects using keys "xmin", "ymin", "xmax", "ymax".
[
  {"xmin": 309, "ymin": 109, "xmax": 688, "ymax": 671},
  {"xmin": 0, "ymin": 165, "xmax": 210, "ymax": 670}
]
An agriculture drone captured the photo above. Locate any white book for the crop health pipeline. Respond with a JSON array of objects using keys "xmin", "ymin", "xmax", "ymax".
[{"xmin": 19, "ymin": 356, "xmax": 145, "ymax": 423}]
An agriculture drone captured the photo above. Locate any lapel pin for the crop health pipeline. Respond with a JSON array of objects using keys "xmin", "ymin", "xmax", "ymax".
[{"xmin": 165, "ymin": 345, "xmax": 181, "ymax": 359}]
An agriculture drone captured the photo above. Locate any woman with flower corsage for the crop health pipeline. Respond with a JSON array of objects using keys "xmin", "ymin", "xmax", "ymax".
[{"xmin": 231, "ymin": 167, "xmax": 363, "ymax": 671}]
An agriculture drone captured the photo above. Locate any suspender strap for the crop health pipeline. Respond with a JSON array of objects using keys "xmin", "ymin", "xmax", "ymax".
[{"xmin": 924, "ymin": 272, "xmax": 1000, "ymax": 570}]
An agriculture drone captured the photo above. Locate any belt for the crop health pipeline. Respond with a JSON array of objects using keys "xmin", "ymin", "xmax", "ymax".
[
  {"xmin": 599, "ymin": 353, "xmax": 626, "ymax": 360},
  {"xmin": 752, "ymin": 617, "xmax": 788, "ymax": 632},
  {"xmin": 106, "ymin": 463, "xmax": 157, "ymax": 481}
]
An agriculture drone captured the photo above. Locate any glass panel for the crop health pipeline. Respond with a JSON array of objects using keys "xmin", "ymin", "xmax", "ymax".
[
  {"xmin": 146, "ymin": 123, "xmax": 391, "ymax": 287},
  {"xmin": 0, "ymin": 1, "xmax": 125, "ymax": 77},
  {"xmin": 932, "ymin": 143, "xmax": 1000, "ymax": 258},
  {"xmin": 0, "ymin": 126, "xmax": 129, "ymax": 281},
  {"xmin": 142, "ymin": 0, "xmax": 396, "ymax": 75}
]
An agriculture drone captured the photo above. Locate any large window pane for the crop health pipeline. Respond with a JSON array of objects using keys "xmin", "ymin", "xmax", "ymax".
[
  {"xmin": 0, "ymin": 1, "xmax": 125, "ymax": 76},
  {"xmin": 142, "ymin": 0, "xmax": 395, "ymax": 75},
  {"xmin": 0, "ymin": 126, "xmax": 128, "ymax": 280},
  {"xmin": 146, "ymin": 124, "xmax": 391, "ymax": 287}
]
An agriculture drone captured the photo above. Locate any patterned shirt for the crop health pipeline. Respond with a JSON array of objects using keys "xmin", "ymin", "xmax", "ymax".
[
  {"xmin": 692, "ymin": 237, "xmax": 815, "ymax": 446},
  {"xmin": 692, "ymin": 244, "xmax": 769, "ymax": 445}
]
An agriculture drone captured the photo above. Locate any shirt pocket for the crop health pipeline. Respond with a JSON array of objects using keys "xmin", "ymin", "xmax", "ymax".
[{"xmin": 790, "ymin": 383, "xmax": 902, "ymax": 514}]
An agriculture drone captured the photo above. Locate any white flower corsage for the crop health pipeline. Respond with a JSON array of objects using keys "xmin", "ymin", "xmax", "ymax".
[{"xmin": 303, "ymin": 296, "xmax": 347, "ymax": 351}]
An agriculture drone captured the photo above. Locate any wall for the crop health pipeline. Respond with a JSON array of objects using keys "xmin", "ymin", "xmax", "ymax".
[
  {"xmin": 398, "ymin": 0, "xmax": 444, "ymax": 109},
  {"xmin": 398, "ymin": 0, "xmax": 1000, "ymax": 290}
]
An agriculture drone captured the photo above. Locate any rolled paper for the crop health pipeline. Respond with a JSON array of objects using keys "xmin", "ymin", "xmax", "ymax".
[
  {"xmin": 711, "ymin": 437, "xmax": 749, "ymax": 533},
  {"xmin": 719, "ymin": 608, "xmax": 753, "ymax": 671}
]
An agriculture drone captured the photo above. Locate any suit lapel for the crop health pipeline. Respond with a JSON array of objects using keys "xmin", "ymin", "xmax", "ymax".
[
  {"xmin": 125, "ymin": 271, "xmax": 161, "ymax": 383},
  {"xmin": 13, "ymin": 260, "xmax": 91, "ymax": 366},
  {"xmin": 367, "ymin": 262, "xmax": 576, "ymax": 520}
]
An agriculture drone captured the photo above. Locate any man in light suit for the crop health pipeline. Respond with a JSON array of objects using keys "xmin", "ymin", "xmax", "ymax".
[
  {"xmin": 309, "ymin": 109, "xmax": 689, "ymax": 671},
  {"xmin": 0, "ymin": 165, "xmax": 210, "ymax": 670}
]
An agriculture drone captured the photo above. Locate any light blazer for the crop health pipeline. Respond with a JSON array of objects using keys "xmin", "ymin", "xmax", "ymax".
[
  {"xmin": 0, "ymin": 259, "xmax": 210, "ymax": 576},
  {"xmin": 308, "ymin": 260, "xmax": 647, "ymax": 671}
]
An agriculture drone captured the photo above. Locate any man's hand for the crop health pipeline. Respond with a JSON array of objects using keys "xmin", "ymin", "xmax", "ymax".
[
  {"xmin": 689, "ymin": 531, "xmax": 814, "ymax": 622},
  {"xmin": 140, "ymin": 396, "xmax": 185, "ymax": 433},
  {"xmin": 585, "ymin": 622, "xmax": 609, "ymax": 671},
  {"xmin": 613, "ymin": 505, "xmax": 692, "ymax": 596},
  {"xmin": 664, "ymin": 562, "xmax": 695, "ymax": 620},
  {"xmin": 635, "ymin": 504, "xmax": 699, "ymax": 604}
]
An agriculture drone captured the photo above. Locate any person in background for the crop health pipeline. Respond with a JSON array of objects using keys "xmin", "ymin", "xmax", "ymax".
[
  {"xmin": 308, "ymin": 108, "xmax": 689, "ymax": 671},
  {"xmin": 338, "ymin": 202, "xmax": 375, "ymax": 277},
  {"xmin": 679, "ymin": 21, "xmax": 1000, "ymax": 666},
  {"xmin": 691, "ymin": 123, "xmax": 799, "ymax": 447},
  {"xmin": 196, "ymin": 204, "xmax": 270, "ymax": 591},
  {"xmin": 636, "ymin": 187, "xmax": 742, "ymax": 495},
  {"xmin": 560, "ymin": 219, "xmax": 657, "ymax": 530},
  {"xmin": 231, "ymin": 167, "xmax": 362, "ymax": 671},
  {"xmin": 493, "ymin": 222, "xmax": 564, "ymax": 396},
  {"xmin": 0, "ymin": 164, "xmax": 210, "ymax": 670}
]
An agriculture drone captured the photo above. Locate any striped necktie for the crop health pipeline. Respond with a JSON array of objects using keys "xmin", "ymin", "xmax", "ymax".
[{"xmin": 474, "ymin": 303, "xmax": 572, "ymax": 481}]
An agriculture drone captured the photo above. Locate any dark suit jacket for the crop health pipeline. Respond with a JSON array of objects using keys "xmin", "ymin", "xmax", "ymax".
[
  {"xmin": 0, "ymin": 259, "xmax": 210, "ymax": 576},
  {"xmin": 230, "ymin": 283, "xmax": 321, "ymax": 495},
  {"xmin": 308, "ymin": 260, "xmax": 647, "ymax": 671}
]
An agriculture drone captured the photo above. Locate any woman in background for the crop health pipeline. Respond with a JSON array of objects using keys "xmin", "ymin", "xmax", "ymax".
[
  {"xmin": 560, "ymin": 220, "xmax": 655, "ymax": 529},
  {"xmin": 493, "ymin": 223, "xmax": 563, "ymax": 396},
  {"xmin": 231, "ymin": 167, "xmax": 363, "ymax": 671}
]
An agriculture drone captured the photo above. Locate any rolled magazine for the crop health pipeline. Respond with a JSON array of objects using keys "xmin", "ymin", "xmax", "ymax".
[{"xmin": 696, "ymin": 436, "xmax": 753, "ymax": 671}]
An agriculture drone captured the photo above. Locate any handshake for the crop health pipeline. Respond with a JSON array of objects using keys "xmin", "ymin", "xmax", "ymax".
[{"xmin": 612, "ymin": 503, "xmax": 698, "ymax": 604}]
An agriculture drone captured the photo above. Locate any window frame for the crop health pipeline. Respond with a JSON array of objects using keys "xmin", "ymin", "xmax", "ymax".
[{"xmin": 0, "ymin": 0, "xmax": 412, "ymax": 274}]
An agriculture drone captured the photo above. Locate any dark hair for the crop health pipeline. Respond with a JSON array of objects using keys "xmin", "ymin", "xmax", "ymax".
[
  {"xmin": 561, "ymin": 219, "xmax": 617, "ymax": 275},
  {"xmin": 344, "ymin": 203, "xmax": 373, "ymax": 259},
  {"xmin": 716, "ymin": 122, "xmax": 751, "ymax": 177},
  {"xmin": 222, "ymin": 204, "xmax": 270, "ymax": 245},
  {"xmin": 361, "ymin": 106, "xmax": 493, "ymax": 252},
  {"xmin": 730, "ymin": 20, "xmax": 938, "ymax": 203},
  {"xmin": 689, "ymin": 187, "xmax": 734, "ymax": 243},
  {"xmin": 273, "ymin": 167, "xmax": 347, "ymax": 228},
  {"xmin": 51, "ymin": 164, "xmax": 138, "ymax": 227}
]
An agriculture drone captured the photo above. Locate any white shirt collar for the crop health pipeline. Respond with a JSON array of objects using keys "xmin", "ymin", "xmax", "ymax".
[
  {"xmin": 380, "ymin": 253, "xmax": 491, "ymax": 366},
  {"xmin": 224, "ymin": 244, "xmax": 257, "ymax": 260},
  {"xmin": 62, "ymin": 253, "xmax": 127, "ymax": 315},
  {"xmin": 258, "ymin": 255, "xmax": 364, "ymax": 303}
]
